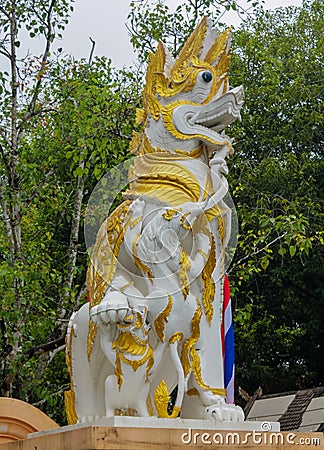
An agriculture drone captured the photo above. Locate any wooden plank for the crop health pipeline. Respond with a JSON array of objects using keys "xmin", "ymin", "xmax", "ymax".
[
  {"xmin": 1, "ymin": 426, "xmax": 94, "ymax": 450},
  {"xmin": 93, "ymin": 427, "xmax": 324, "ymax": 450},
  {"xmin": 1, "ymin": 426, "xmax": 323, "ymax": 450}
]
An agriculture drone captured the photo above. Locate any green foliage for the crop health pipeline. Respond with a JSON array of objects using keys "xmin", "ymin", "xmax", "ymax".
[
  {"xmin": 0, "ymin": 57, "xmax": 141, "ymax": 421},
  {"xmin": 0, "ymin": 0, "xmax": 141, "ymax": 423},
  {"xmin": 230, "ymin": 1, "xmax": 323, "ymax": 161},
  {"xmin": 127, "ymin": 0, "xmax": 264, "ymax": 62},
  {"xmin": 227, "ymin": 0, "xmax": 324, "ymax": 394},
  {"xmin": 0, "ymin": 0, "xmax": 73, "ymax": 37}
]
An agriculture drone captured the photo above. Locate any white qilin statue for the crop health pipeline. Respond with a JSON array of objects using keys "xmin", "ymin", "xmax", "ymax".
[{"xmin": 65, "ymin": 17, "xmax": 244, "ymax": 424}]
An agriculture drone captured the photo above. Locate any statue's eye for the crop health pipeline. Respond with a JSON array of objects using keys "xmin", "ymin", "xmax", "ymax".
[{"xmin": 201, "ymin": 71, "xmax": 213, "ymax": 83}]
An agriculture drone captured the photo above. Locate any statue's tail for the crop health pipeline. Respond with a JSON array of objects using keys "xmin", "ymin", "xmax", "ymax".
[
  {"xmin": 154, "ymin": 379, "xmax": 180, "ymax": 418},
  {"xmin": 154, "ymin": 339, "xmax": 184, "ymax": 418}
]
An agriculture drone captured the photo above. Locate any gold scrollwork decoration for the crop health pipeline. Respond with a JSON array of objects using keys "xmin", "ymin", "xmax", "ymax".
[
  {"xmin": 179, "ymin": 249, "xmax": 191, "ymax": 300},
  {"xmin": 154, "ymin": 380, "xmax": 181, "ymax": 418},
  {"xmin": 64, "ymin": 325, "xmax": 78, "ymax": 425},
  {"xmin": 154, "ymin": 294, "xmax": 173, "ymax": 343}
]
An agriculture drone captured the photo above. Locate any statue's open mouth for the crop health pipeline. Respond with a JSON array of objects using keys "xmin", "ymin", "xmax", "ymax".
[
  {"xmin": 171, "ymin": 85, "xmax": 244, "ymax": 146},
  {"xmin": 193, "ymin": 85, "xmax": 244, "ymax": 132}
]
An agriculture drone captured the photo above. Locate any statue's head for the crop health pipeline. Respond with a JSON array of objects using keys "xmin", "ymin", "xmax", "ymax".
[{"xmin": 131, "ymin": 17, "xmax": 244, "ymax": 155}]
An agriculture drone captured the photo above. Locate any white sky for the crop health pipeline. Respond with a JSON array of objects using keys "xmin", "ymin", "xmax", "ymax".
[
  {"xmin": 57, "ymin": 0, "xmax": 302, "ymax": 68},
  {"xmin": 0, "ymin": 0, "xmax": 301, "ymax": 73}
]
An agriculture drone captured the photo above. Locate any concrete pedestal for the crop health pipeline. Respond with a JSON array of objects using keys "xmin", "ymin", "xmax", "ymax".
[{"xmin": 0, "ymin": 418, "xmax": 323, "ymax": 449}]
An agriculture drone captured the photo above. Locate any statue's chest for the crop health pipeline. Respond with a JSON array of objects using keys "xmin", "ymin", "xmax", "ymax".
[{"xmin": 179, "ymin": 158, "xmax": 213, "ymax": 201}]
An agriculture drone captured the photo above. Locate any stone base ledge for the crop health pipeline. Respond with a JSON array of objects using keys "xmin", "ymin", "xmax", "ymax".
[{"xmin": 32, "ymin": 416, "xmax": 280, "ymax": 435}]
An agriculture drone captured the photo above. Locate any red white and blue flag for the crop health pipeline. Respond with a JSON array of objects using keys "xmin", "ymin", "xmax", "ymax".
[{"xmin": 221, "ymin": 274, "xmax": 235, "ymax": 404}]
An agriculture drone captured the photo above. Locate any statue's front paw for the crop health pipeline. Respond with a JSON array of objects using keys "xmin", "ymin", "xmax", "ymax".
[
  {"xmin": 91, "ymin": 303, "xmax": 130, "ymax": 327},
  {"xmin": 205, "ymin": 402, "xmax": 244, "ymax": 422},
  {"xmin": 90, "ymin": 292, "xmax": 130, "ymax": 327}
]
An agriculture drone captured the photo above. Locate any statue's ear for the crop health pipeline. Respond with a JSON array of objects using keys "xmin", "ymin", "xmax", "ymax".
[
  {"xmin": 164, "ymin": 46, "xmax": 175, "ymax": 78},
  {"xmin": 171, "ymin": 16, "xmax": 208, "ymax": 78},
  {"xmin": 146, "ymin": 42, "xmax": 166, "ymax": 82}
]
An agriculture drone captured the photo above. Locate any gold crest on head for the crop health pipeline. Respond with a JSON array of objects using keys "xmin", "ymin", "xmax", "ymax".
[{"xmin": 140, "ymin": 17, "xmax": 231, "ymax": 121}]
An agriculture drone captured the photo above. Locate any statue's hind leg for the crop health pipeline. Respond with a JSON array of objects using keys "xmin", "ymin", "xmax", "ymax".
[
  {"xmin": 66, "ymin": 303, "xmax": 114, "ymax": 422},
  {"xmin": 66, "ymin": 304, "xmax": 97, "ymax": 422}
]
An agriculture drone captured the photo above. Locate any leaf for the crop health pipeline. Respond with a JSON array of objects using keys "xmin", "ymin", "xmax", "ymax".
[
  {"xmin": 289, "ymin": 245, "xmax": 296, "ymax": 257},
  {"xmin": 260, "ymin": 257, "xmax": 269, "ymax": 270}
]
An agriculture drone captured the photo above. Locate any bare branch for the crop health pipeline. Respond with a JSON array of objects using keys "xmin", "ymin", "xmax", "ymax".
[
  {"xmin": 229, "ymin": 231, "xmax": 288, "ymax": 273},
  {"xmin": 0, "ymin": 126, "xmax": 11, "ymax": 148},
  {"xmin": 18, "ymin": 0, "xmax": 57, "ymax": 135},
  {"xmin": 0, "ymin": 142, "xmax": 10, "ymax": 172},
  {"xmin": 0, "ymin": 7, "xmax": 10, "ymax": 19},
  {"xmin": 58, "ymin": 171, "xmax": 87, "ymax": 320},
  {"xmin": 26, "ymin": 335, "xmax": 66, "ymax": 358},
  {"xmin": 48, "ymin": 344, "xmax": 65, "ymax": 363},
  {"xmin": 0, "ymin": 47, "xmax": 12, "ymax": 61},
  {"xmin": 23, "ymin": 164, "xmax": 57, "ymax": 209},
  {"xmin": 32, "ymin": 385, "xmax": 70, "ymax": 407},
  {"xmin": 0, "ymin": 183, "xmax": 15, "ymax": 251},
  {"xmin": 9, "ymin": 0, "xmax": 18, "ymax": 157},
  {"xmin": 88, "ymin": 37, "xmax": 96, "ymax": 67},
  {"xmin": 0, "ymin": 319, "xmax": 13, "ymax": 360},
  {"xmin": 74, "ymin": 283, "xmax": 88, "ymax": 311}
]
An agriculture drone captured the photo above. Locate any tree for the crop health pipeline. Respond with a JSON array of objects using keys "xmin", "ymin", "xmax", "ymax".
[
  {"xmin": 127, "ymin": 0, "xmax": 265, "ymax": 63},
  {"xmin": 0, "ymin": 1, "xmax": 140, "ymax": 423},
  {"xmin": 0, "ymin": 0, "xmax": 75, "ymax": 416},
  {"xmin": 228, "ymin": 0, "xmax": 324, "ymax": 395}
]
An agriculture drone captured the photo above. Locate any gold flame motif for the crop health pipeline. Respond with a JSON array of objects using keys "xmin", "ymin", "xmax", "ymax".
[{"xmin": 154, "ymin": 379, "xmax": 181, "ymax": 418}]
